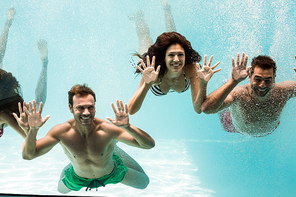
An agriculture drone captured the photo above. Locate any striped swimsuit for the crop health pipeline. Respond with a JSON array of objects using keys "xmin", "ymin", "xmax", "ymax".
[{"xmin": 150, "ymin": 74, "xmax": 190, "ymax": 96}]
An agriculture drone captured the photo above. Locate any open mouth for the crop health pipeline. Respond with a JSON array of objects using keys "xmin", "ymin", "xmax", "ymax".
[
  {"xmin": 80, "ymin": 116, "xmax": 91, "ymax": 122},
  {"xmin": 255, "ymin": 87, "xmax": 269, "ymax": 96},
  {"xmin": 257, "ymin": 88, "xmax": 266, "ymax": 92},
  {"xmin": 171, "ymin": 63, "xmax": 181, "ymax": 69}
]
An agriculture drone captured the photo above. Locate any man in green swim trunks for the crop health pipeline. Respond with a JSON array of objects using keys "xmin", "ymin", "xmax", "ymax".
[{"xmin": 14, "ymin": 84, "xmax": 155, "ymax": 193}]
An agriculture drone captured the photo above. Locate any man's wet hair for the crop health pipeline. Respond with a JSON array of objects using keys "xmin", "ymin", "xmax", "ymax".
[
  {"xmin": 68, "ymin": 84, "xmax": 96, "ymax": 106},
  {"xmin": 250, "ymin": 55, "xmax": 277, "ymax": 77}
]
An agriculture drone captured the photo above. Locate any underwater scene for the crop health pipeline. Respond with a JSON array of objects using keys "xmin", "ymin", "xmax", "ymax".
[{"xmin": 0, "ymin": 0, "xmax": 296, "ymax": 196}]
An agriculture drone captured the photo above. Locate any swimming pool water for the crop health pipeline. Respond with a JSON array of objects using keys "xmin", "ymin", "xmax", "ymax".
[{"xmin": 0, "ymin": 0, "xmax": 296, "ymax": 196}]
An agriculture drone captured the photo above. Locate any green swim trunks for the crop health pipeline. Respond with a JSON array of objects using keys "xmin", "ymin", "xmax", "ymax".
[{"xmin": 62, "ymin": 153, "xmax": 128, "ymax": 191}]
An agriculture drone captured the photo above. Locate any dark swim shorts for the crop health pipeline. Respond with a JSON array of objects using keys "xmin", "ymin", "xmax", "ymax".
[
  {"xmin": 62, "ymin": 153, "xmax": 128, "ymax": 191},
  {"xmin": 220, "ymin": 109, "xmax": 280, "ymax": 137}
]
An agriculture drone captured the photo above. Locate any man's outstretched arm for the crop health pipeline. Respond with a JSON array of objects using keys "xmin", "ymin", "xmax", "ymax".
[
  {"xmin": 107, "ymin": 100, "xmax": 155, "ymax": 149},
  {"xmin": 14, "ymin": 100, "xmax": 59, "ymax": 160},
  {"xmin": 202, "ymin": 53, "xmax": 250, "ymax": 114}
]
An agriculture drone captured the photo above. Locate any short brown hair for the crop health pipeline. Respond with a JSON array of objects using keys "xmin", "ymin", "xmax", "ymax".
[
  {"xmin": 250, "ymin": 55, "xmax": 277, "ymax": 77},
  {"xmin": 68, "ymin": 84, "xmax": 96, "ymax": 106}
]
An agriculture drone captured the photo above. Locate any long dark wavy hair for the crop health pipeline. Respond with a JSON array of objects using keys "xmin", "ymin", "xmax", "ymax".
[
  {"xmin": 0, "ymin": 69, "xmax": 24, "ymax": 117},
  {"xmin": 135, "ymin": 32, "xmax": 201, "ymax": 78}
]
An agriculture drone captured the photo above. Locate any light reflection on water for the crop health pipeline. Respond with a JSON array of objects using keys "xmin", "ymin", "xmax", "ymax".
[{"xmin": 0, "ymin": 133, "xmax": 212, "ymax": 196}]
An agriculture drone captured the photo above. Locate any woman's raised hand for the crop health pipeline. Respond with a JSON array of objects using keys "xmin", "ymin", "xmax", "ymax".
[
  {"xmin": 196, "ymin": 55, "xmax": 221, "ymax": 83},
  {"xmin": 137, "ymin": 56, "xmax": 161, "ymax": 85}
]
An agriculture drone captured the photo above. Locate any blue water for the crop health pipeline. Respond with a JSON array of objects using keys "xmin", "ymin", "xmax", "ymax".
[{"xmin": 0, "ymin": 0, "xmax": 296, "ymax": 196}]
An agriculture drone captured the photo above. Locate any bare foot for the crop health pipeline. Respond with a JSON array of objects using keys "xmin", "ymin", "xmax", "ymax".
[
  {"xmin": 37, "ymin": 39, "xmax": 48, "ymax": 62},
  {"xmin": 128, "ymin": 10, "xmax": 144, "ymax": 21},
  {"xmin": 6, "ymin": 8, "xmax": 16, "ymax": 27},
  {"xmin": 7, "ymin": 8, "xmax": 16, "ymax": 21},
  {"xmin": 160, "ymin": 0, "xmax": 171, "ymax": 10}
]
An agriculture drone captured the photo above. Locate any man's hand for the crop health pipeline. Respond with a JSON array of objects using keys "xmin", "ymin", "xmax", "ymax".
[
  {"xmin": 232, "ymin": 53, "xmax": 250, "ymax": 82},
  {"xmin": 107, "ymin": 100, "xmax": 130, "ymax": 128}
]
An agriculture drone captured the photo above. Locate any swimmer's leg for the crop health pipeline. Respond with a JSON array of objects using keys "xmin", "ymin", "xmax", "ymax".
[
  {"xmin": 114, "ymin": 145, "xmax": 149, "ymax": 189},
  {"xmin": 0, "ymin": 8, "xmax": 16, "ymax": 68},
  {"xmin": 35, "ymin": 39, "xmax": 48, "ymax": 107},
  {"xmin": 128, "ymin": 11, "xmax": 153, "ymax": 55},
  {"xmin": 160, "ymin": 0, "xmax": 176, "ymax": 32},
  {"xmin": 57, "ymin": 163, "xmax": 72, "ymax": 194}
]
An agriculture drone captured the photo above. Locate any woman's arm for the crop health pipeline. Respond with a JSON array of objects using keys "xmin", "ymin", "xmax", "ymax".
[
  {"xmin": 186, "ymin": 55, "xmax": 221, "ymax": 114},
  {"xmin": 128, "ymin": 77, "xmax": 153, "ymax": 115},
  {"xmin": 128, "ymin": 56, "xmax": 160, "ymax": 115}
]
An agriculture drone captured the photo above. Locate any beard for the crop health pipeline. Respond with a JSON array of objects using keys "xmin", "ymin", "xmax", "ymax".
[{"xmin": 251, "ymin": 85, "xmax": 272, "ymax": 97}]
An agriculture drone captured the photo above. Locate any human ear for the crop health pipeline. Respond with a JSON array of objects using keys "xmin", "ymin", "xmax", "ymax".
[
  {"xmin": 69, "ymin": 104, "xmax": 73, "ymax": 113},
  {"xmin": 248, "ymin": 70, "xmax": 252, "ymax": 81}
]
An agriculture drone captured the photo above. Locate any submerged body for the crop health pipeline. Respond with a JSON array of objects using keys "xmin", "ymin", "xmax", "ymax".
[
  {"xmin": 0, "ymin": 8, "xmax": 48, "ymax": 138},
  {"xmin": 17, "ymin": 85, "xmax": 155, "ymax": 193},
  {"xmin": 0, "ymin": 69, "xmax": 25, "ymax": 137},
  {"xmin": 202, "ymin": 54, "xmax": 296, "ymax": 137},
  {"xmin": 128, "ymin": 1, "xmax": 221, "ymax": 115},
  {"xmin": 58, "ymin": 117, "xmax": 127, "ymax": 179},
  {"xmin": 226, "ymin": 82, "xmax": 293, "ymax": 136}
]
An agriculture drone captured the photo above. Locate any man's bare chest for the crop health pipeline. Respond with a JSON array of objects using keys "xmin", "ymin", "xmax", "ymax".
[
  {"xmin": 235, "ymin": 97, "xmax": 287, "ymax": 121},
  {"xmin": 61, "ymin": 134, "xmax": 114, "ymax": 162}
]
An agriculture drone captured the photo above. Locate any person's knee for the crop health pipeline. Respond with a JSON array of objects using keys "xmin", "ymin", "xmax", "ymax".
[
  {"xmin": 57, "ymin": 188, "xmax": 69, "ymax": 194},
  {"xmin": 141, "ymin": 177, "xmax": 150, "ymax": 189},
  {"xmin": 121, "ymin": 168, "xmax": 150, "ymax": 189},
  {"xmin": 136, "ymin": 175, "xmax": 150, "ymax": 189},
  {"xmin": 57, "ymin": 180, "xmax": 71, "ymax": 194}
]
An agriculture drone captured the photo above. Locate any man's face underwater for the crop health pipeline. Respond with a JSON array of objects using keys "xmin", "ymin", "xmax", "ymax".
[
  {"xmin": 249, "ymin": 67, "xmax": 275, "ymax": 97},
  {"xmin": 70, "ymin": 94, "xmax": 96, "ymax": 126}
]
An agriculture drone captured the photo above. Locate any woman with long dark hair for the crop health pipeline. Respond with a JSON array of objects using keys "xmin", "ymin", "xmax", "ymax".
[
  {"xmin": 0, "ymin": 8, "xmax": 48, "ymax": 138},
  {"xmin": 128, "ymin": 2, "xmax": 221, "ymax": 114}
]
